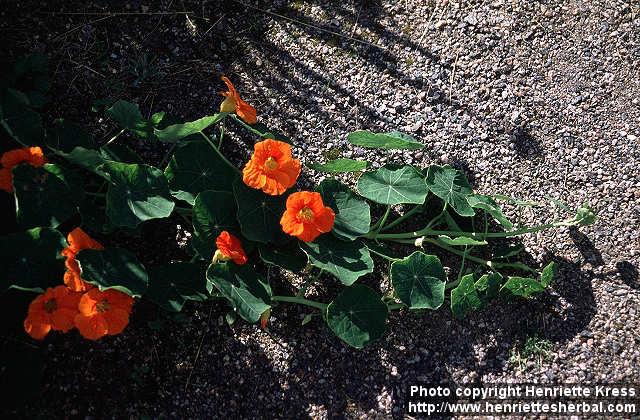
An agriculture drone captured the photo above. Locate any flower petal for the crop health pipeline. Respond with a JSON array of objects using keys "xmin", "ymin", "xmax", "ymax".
[
  {"xmin": 24, "ymin": 312, "xmax": 51, "ymax": 340},
  {"xmin": 75, "ymin": 314, "xmax": 109, "ymax": 340},
  {"xmin": 51, "ymin": 308, "xmax": 77, "ymax": 332},
  {"xmin": 104, "ymin": 308, "xmax": 130, "ymax": 335}
]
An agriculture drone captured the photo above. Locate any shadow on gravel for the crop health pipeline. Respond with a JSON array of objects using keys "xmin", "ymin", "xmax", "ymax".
[
  {"xmin": 569, "ymin": 227, "xmax": 605, "ymax": 267},
  {"xmin": 615, "ymin": 261, "xmax": 639, "ymax": 290},
  {"xmin": 511, "ymin": 125, "xmax": 544, "ymax": 158}
]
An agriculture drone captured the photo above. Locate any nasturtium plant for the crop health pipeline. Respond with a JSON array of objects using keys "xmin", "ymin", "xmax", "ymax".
[
  {"xmin": 165, "ymin": 138, "xmax": 236, "ymax": 204},
  {"xmin": 191, "ymin": 190, "xmax": 239, "ymax": 259},
  {"xmin": 206, "ymin": 262, "xmax": 271, "ymax": 323},
  {"xmin": 391, "ymin": 252, "xmax": 446, "ymax": 310},
  {"xmin": 102, "ymin": 161, "xmax": 175, "ymax": 228},
  {"xmin": 13, "ymin": 163, "xmax": 83, "ymax": 228},
  {"xmin": 1, "ymin": 54, "xmax": 597, "ymax": 351},
  {"xmin": 301, "ymin": 236, "xmax": 374, "ymax": 286},
  {"xmin": 347, "ymin": 130, "xmax": 424, "ymax": 150},
  {"xmin": 326, "ymin": 284, "xmax": 388, "ymax": 349},
  {"xmin": 75, "ymin": 247, "xmax": 149, "ymax": 297},
  {"xmin": 317, "ymin": 178, "xmax": 371, "ymax": 241},
  {"xmin": 146, "ymin": 262, "xmax": 210, "ymax": 312},
  {"xmin": 425, "ymin": 164, "xmax": 475, "ymax": 217},
  {"xmin": 357, "ymin": 164, "xmax": 428, "ymax": 205},
  {"xmin": 308, "ymin": 158, "xmax": 369, "ymax": 173},
  {"xmin": 0, "ymin": 227, "xmax": 66, "ymax": 292}
]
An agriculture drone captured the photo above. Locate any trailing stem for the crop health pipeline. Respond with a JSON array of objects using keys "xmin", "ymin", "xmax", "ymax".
[
  {"xmin": 367, "ymin": 219, "xmax": 577, "ymax": 241},
  {"xmin": 199, "ymin": 132, "xmax": 241, "ymax": 176},
  {"xmin": 271, "ymin": 295, "xmax": 327, "ymax": 311}
]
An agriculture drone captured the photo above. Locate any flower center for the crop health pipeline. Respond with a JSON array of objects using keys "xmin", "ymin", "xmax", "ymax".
[
  {"xmin": 43, "ymin": 298, "xmax": 57, "ymax": 313},
  {"xmin": 298, "ymin": 207, "xmax": 314, "ymax": 222},
  {"xmin": 96, "ymin": 299, "xmax": 111, "ymax": 313},
  {"xmin": 264, "ymin": 156, "xmax": 279, "ymax": 170}
]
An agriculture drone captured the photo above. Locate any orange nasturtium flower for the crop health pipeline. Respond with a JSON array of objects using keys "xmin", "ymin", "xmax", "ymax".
[
  {"xmin": 61, "ymin": 227, "xmax": 104, "ymax": 292},
  {"xmin": 242, "ymin": 139, "xmax": 301, "ymax": 196},
  {"xmin": 24, "ymin": 286, "xmax": 81, "ymax": 340},
  {"xmin": 219, "ymin": 76, "xmax": 257, "ymax": 124},
  {"xmin": 0, "ymin": 146, "xmax": 47, "ymax": 192},
  {"xmin": 213, "ymin": 231, "xmax": 248, "ymax": 265},
  {"xmin": 74, "ymin": 288, "xmax": 134, "ymax": 340},
  {"xmin": 280, "ymin": 191, "xmax": 335, "ymax": 242}
]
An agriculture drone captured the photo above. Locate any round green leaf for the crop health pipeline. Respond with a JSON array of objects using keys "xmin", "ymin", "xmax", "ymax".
[
  {"xmin": 450, "ymin": 274, "xmax": 482, "ymax": 319},
  {"xmin": 308, "ymin": 158, "xmax": 368, "ymax": 173},
  {"xmin": 390, "ymin": 251, "xmax": 446, "ymax": 309},
  {"xmin": 500, "ymin": 276, "xmax": 544, "ymax": 297},
  {"xmin": 165, "ymin": 139, "xmax": 237, "ymax": 205},
  {"xmin": 326, "ymin": 284, "xmax": 388, "ymax": 348},
  {"xmin": 318, "ymin": 179, "xmax": 371, "ymax": 241},
  {"xmin": 76, "ymin": 248, "xmax": 149, "ymax": 297},
  {"xmin": 300, "ymin": 235, "xmax": 373, "ymax": 285},
  {"xmin": 146, "ymin": 262, "xmax": 210, "ymax": 312},
  {"xmin": 191, "ymin": 190, "xmax": 239, "ymax": 259},
  {"xmin": 259, "ymin": 244, "xmax": 308, "ymax": 272},
  {"xmin": 347, "ymin": 130, "xmax": 424, "ymax": 150},
  {"xmin": 12, "ymin": 163, "xmax": 82, "ymax": 228},
  {"xmin": 357, "ymin": 164, "xmax": 428, "ymax": 205},
  {"xmin": 425, "ymin": 165, "xmax": 475, "ymax": 217},
  {"xmin": 206, "ymin": 262, "xmax": 271, "ymax": 323},
  {"xmin": 106, "ymin": 100, "xmax": 153, "ymax": 138},
  {"xmin": 0, "ymin": 88, "xmax": 44, "ymax": 145},
  {"xmin": 0, "ymin": 227, "xmax": 66, "ymax": 292},
  {"xmin": 102, "ymin": 162, "xmax": 175, "ymax": 228},
  {"xmin": 474, "ymin": 272, "xmax": 502, "ymax": 300},
  {"xmin": 106, "ymin": 100, "xmax": 143, "ymax": 129},
  {"xmin": 232, "ymin": 179, "xmax": 288, "ymax": 244}
]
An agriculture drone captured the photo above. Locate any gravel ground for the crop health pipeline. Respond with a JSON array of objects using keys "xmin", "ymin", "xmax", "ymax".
[{"xmin": 2, "ymin": 0, "xmax": 639, "ymax": 418}]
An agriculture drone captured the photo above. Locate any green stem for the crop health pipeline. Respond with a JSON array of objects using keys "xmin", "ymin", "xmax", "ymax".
[
  {"xmin": 218, "ymin": 125, "xmax": 225, "ymax": 149},
  {"xmin": 396, "ymin": 237, "xmax": 539, "ymax": 273},
  {"xmin": 395, "ymin": 237, "xmax": 493, "ymax": 269},
  {"xmin": 199, "ymin": 132, "xmax": 241, "ymax": 176},
  {"xmin": 105, "ymin": 128, "xmax": 125, "ymax": 146},
  {"xmin": 160, "ymin": 143, "xmax": 178, "ymax": 169},
  {"xmin": 381, "ymin": 205, "xmax": 423, "ymax": 232},
  {"xmin": 229, "ymin": 114, "xmax": 265, "ymax": 137},
  {"xmin": 367, "ymin": 246, "xmax": 399, "ymax": 262},
  {"xmin": 370, "ymin": 221, "xmax": 563, "ymax": 241},
  {"xmin": 370, "ymin": 206, "xmax": 392, "ymax": 238},
  {"xmin": 271, "ymin": 295, "xmax": 327, "ymax": 311},
  {"xmin": 85, "ymin": 191, "xmax": 106, "ymax": 197},
  {"xmin": 426, "ymin": 202, "xmax": 448, "ymax": 229},
  {"xmin": 457, "ymin": 245, "xmax": 468, "ymax": 282},
  {"xmin": 445, "ymin": 279, "xmax": 461, "ymax": 290},
  {"xmin": 1, "ymin": 120, "xmax": 28, "ymax": 147},
  {"xmin": 387, "ymin": 303, "xmax": 405, "ymax": 311}
]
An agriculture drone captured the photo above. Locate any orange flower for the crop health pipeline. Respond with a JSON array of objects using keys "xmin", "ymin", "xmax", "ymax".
[
  {"xmin": 0, "ymin": 146, "xmax": 47, "ymax": 192},
  {"xmin": 219, "ymin": 76, "xmax": 257, "ymax": 124},
  {"xmin": 280, "ymin": 191, "xmax": 335, "ymax": 242},
  {"xmin": 74, "ymin": 288, "xmax": 134, "ymax": 340},
  {"xmin": 23, "ymin": 286, "xmax": 81, "ymax": 340},
  {"xmin": 61, "ymin": 227, "xmax": 104, "ymax": 292},
  {"xmin": 242, "ymin": 139, "xmax": 301, "ymax": 196},
  {"xmin": 213, "ymin": 231, "xmax": 248, "ymax": 265}
]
